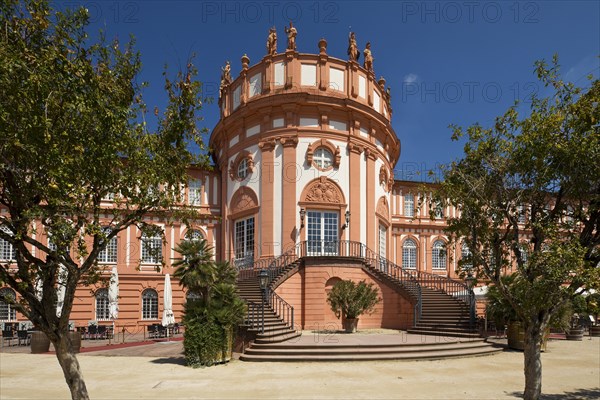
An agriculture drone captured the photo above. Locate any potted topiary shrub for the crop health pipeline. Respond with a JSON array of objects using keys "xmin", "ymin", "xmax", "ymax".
[
  {"xmin": 174, "ymin": 239, "xmax": 246, "ymax": 367},
  {"xmin": 565, "ymin": 295, "xmax": 586, "ymax": 341},
  {"xmin": 327, "ymin": 280, "xmax": 380, "ymax": 333}
]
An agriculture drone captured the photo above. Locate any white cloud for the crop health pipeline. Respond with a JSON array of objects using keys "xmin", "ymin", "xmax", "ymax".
[{"xmin": 403, "ymin": 73, "xmax": 419, "ymax": 84}]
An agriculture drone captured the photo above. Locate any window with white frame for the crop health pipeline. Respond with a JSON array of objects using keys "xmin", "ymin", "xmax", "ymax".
[
  {"xmin": 461, "ymin": 242, "xmax": 472, "ymax": 269},
  {"xmin": 98, "ymin": 228, "xmax": 117, "ymax": 264},
  {"xmin": 0, "ymin": 226, "xmax": 15, "ymax": 261},
  {"xmin": 518, "ymin": 244, "xmax": 529, "ymax": 265},
  {"xmin": 141, "ymin": 231, "xmax": 162, "ymax": 264},
  {"xmin": 379, "ymin": 224, "xmax": 387, "ymax": 267},
  {"xmin": 0, "ymin": 287, "xmax": 17, "ymax": 321},
  {"xmin": 307, "ymin": 211, "xmax": 339, "ymax": 256},
  {"xmin": 249, "ymin": 72, "xmax": 262, "ymax": 97},
  {"xmin": 234, "ymin": 217, "xmax": 254, "ymax": 267},
  {"xmin": 188, "ymin": 178, "xmax": 202, "ymax": 205},
  {"xmin": 433, "ymin": 201, "xmax": 444, "ymax": 219},
  {"xmin": 141, "ymin": 289, "xmax": 158, "ymax": 320},
  {"xmin": 237, "ymin": 158, "xmax": 249, "ymax": 180},
  {"xmin": 517, "ymin": 205, "xmax": 526, "ymax": 224},
  {"xmin": 432, "ymin": 240, "xmax": 447, "ymax": 270},
  {"xmin": 95, "ymin": 288, "xmax": 110, "ymax": 321},
  {"xmin": 186, "ymin": 229, "xmax": 204, "ymax": 241},
  {"xmin": 313, "ymin": 147, "xmax": 334, "ymax": 169},
  {"xmin": 404, "ymin": 193, "xmax": 415, "ymax": 217},
  {"xmin": 402, "ymin": 239, "xmax": 417, "ymax": 269}
]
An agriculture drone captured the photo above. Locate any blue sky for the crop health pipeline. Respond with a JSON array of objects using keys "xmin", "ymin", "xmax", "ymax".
[{"xmin": 56, "ymin": 0, "xmax": 599, "ymax": 181}]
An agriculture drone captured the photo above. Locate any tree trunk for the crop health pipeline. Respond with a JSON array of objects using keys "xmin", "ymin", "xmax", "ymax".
[
  {"xmin": 53, "ymin": 334, "xmax": 90, "ymax": 400},
  {"xmin": 523, "ymin": 321, "xmax": 543, "ymax": 400}
]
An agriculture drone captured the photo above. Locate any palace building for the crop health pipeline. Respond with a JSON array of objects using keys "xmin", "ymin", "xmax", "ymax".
[{"xmin": 1, "ymin": 28, "xmax": 484, "ymax": 339}]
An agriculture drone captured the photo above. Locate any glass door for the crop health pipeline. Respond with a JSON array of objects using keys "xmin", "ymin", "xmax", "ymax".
[{"xmin": 307, "ymin": 211, "xmax": 339, "ymax": 256}]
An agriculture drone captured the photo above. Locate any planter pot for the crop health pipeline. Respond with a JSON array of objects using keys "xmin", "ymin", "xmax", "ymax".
[
  {"xmin": 507, "ymin": 322, "xmax": 549, "ymax": 351},
  {"xmin": 342, "ymin": 318, "xmax": 359, "ymax": 333},
  {"xmin": 507, "ymin": 322, "xmax": 525, "ymax": 350},
  {"xmin": 31, "ymin": 331, "xmax": 50, "ymax": 354},
  {"xmin": 589, "ymin": 326, "xmax": 600, "ymax": 337},
  {"xmin": 566, "ymin": 328, "xmax": 584, "ymax": 341}
]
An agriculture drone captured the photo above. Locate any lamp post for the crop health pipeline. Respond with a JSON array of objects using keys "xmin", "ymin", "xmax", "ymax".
[{"xmin": 258, "ymin": 269, "xmax": 268, "ymax": 333}]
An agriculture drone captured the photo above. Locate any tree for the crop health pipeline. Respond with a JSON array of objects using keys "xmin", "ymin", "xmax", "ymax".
[
  {"xmin": 173, "ymin": 239, "xmax": 245, "ymax": 367},
  {"xmin": 0, "ymin": 1, "xmax": 209, "ymax": 399},
  {"xmin": 436, "ymin": 55, "xmax": 599, "ymax": 400}
]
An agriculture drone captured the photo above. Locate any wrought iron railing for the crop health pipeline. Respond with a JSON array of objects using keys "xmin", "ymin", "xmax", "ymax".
[
  {"xmin": 408, "ymin": 270, "xmax": 476, "ymax": 328},
  {"xmin": 265, "ymin": 287, "xmax": 294, "ymax": 331},
  {"xmin": 244, "ymin": 299, "xmax": 265, "ymax": 333},
  {"xmin": 237, "ymin": 240, "xmax": 424, "ymax": 326}
]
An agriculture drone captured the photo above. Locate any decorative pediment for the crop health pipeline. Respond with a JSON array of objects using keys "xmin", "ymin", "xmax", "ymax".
[
  {"xmin": 302, "ymin": 176, "xmax": 345, "ymax": 205},
  {"xmin": 230, "ymin": 187, "xmax": 259, "ymax": 217},
  {"xmin": 376, "ymin": 196, "xmax": 390, "ymax": 221}
]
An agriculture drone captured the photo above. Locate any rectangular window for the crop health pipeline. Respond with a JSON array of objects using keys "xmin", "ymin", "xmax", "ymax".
[
  {"xmin": 373, "ymin": 90, "xmax": 381, "ymax": 112},
  {"xmin": 329, "ymin": 67, "xmax": 344, "ymax": 91},
  {"xmin": 328, "ymin": 120, "xmax": 346, "ymax": 131},
  {"xmin": 188, "ymin": 178, "xmax": 202, "ymax": 205},
  {"xmin": 232, "ymin": 85, "xmax": 241, "ymax": 109},
  {"xmin": 299, "ymin": 117, "xmax": 319, "ymax": 127},
  {"xmin": 249, "ymin": 73, "xmax": 262, "ymax": 97},
  {"xmin": 0, "ymin": 228, "xmax": 15, "ymax": 261},
  {"xmin": 272, "ymin": 118, "xmax": 284, "ymax": 128},
  {"xmin": 141, "ymin": 234, "xmax": 162, "ymax": 264},
  {"xmin": 234, "ymin": 217, "xmax": 254, "ymax": 268},
  {"xmin": 301, "ymin": 64, "xmax": 317, "ymax": 86},
  {"xmin": 274, "ymin": 62, "xmax": 285, "ymax": 86},
  {"xmin": 359, "ymin": 127, "xmax": 369, "ymax": 138},
  {"xmin": 246, "ymin": 124, "xmax": 260, "ymax": 137},
  {"xmin": 358, "ymin": 75, "xmax": 366, "ymax": 98},
  {"xmin": 404, "ymin": 194, "xmax": 415, "ymax": 217},
  {"xmin": 98, "ymin": 234, "xmax": 118, "ymax": 264}
]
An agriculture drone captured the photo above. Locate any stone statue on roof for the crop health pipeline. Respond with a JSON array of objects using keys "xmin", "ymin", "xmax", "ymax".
[
  {"xmin": 284, "ymin": 21, "xmax": 297, "ymax": 51},
  {"xmin": 348, "ymin": 32, "xmax": 360, "ymax": 62},
  {"xmin": 267, "ymin": 27, "xmax": 277, "ymax": 56},
  {"xmin": 221, "ymin": 60, "xmax": 232, "ymax": 85},
  {"xmin": 363, "ymin": 42, "xmax": 374, "ymax": 72}
]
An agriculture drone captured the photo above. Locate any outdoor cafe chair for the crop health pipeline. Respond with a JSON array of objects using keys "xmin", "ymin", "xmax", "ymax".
[{"xmin": 17, "ymin": 330, "xmax": 31, "ymax": 346}]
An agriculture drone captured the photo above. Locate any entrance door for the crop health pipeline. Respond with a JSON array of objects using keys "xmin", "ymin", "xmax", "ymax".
[{"xmin": 307, "ymin": 210, "xmax": 339, "ymax": 256}]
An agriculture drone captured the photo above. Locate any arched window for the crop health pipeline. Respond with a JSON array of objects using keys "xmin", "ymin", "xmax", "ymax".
[
  {"xmin": 95, "ymin": 288, "xmax": 110, "ymax": 321},
  {"xmin": 0, "ymin": 226, "xmax": 15, "ymax": 261},
  {"xmin": 432, "ymin": 240, "xmax": 446, "ymax": 270},
  {"xmin": 0, "ymin": 288, "xmax": 17, "ymax": 321},
  {"xmin": 141, "ymin": 289, "xmax": 158, "ymax": 320},
  {"xmin": 402, "ymin": 239, "xmax": 417, "ymax": 269},
  {"xmin": 186, "ymin": 291, "xmax": 201, "ymax": 303},
  {"xmin": 461, "ymin": 242, "xmax": 472, "ymax": 269},
  {"xmin": 185, "ymin": 229, "xmax": 204, "ymax": 241}
]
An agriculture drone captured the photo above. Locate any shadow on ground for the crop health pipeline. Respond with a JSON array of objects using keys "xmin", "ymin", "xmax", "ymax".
[
  {"xmin": 510, "ymin": 388, "xmax": 600, "ymax": 399},
  {"xmin": 150, "ymin": 356, "xmax": 186, "ymax": 366}
]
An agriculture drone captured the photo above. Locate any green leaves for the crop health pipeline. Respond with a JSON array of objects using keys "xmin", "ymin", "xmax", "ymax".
[{"xmin": 326, "ymin": 280, "xmax": 380, "ymax": 320}]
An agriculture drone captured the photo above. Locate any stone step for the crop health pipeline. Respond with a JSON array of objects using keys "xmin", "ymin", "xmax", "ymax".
[
  {"xmin": 240, "ymin": 344, "xmax": 501, "ymax": 362},
  {"xmin": 254, "ymin": 330, "xmax": 302, "ymax": 344},
  {"xmin": 407, "ymin": 328, "xmax": 480, "ymax": 338}
]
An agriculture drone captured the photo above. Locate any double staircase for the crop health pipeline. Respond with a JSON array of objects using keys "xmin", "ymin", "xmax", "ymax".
[{"xmin": 235, "ymin": 240, "xmax": 498, "ymax": 361}]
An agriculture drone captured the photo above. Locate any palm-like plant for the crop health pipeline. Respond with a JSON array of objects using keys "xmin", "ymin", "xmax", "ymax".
[
  {"xmin": 173, "ymin": 239, "xmax": 215, "ymax": 304},
  {"xmin": 172, "ymin": 238, "xmax": 246, "ymax": 367}
]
